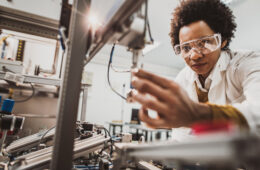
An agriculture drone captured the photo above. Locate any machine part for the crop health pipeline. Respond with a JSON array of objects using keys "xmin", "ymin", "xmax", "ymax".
[
  {"xmin": 13, "ymin": 116, "xmax": 24, "ymax": 130},
  {"xmin": 85, "ymin": 0, "xmax": 146, "ymax": 65},
  {"xmin": 50, "ymin": 0, "xmax": 91, "ymax": 169},
  {"xmin": 121, "ymin": 133, "xmax": 132, "ymax": 143},
  {"xmin": 0, "ymin": 131, "xmax": 8, "ymax": 154},
  {"xmin": 1, "ymin": 98, "xmax": 15, "ymax": 114},
  {"xmin": 0, "ymin": 6, "xmax": 59, "ymax": 39},
  {"xmin": 80, "ymin": 85, "xmax": 88, "ymax": 122},
  {"xmin": 138, "ymin": 161, "xmax": 162, "ymax": 170},
  {"xmin": 15, "ymin": 40, "xmax": 25, "ymax": 62},
  {"xmin": 0, "ymin": 71, "xmax": 60, "ymax": 86},
  {"xmin": 3, "ymin": 72, "xmax": 25, "ymax": 84},
  {"xmin": 9, "ymin": 134, "xmax": 110, "ymax": 170},
  {"xmin": 131, "ymin": 49, "xmax": 143, "ymax": 69},
  {"xmin": 81, "ymin": 122, "xmax": 93, "ymax": 132},
  {"xmin": 0, "ymin": 115, "xmax": 24, "ymax": 154},
  {"xmin": 0, "ymin": 115, "xmax": 13, "ymax": 130},
  {"xmin": 59, "ymin": 0, "xmax": 72, "ymax": 38},
  {"xmin": 5, "ymin": 128, "xmax": 55, "ymax": 155},
  {"xmin": 0, "ymin": 59, "xmax": 23, "ymax": 74},
  {"xmin": 113, "ymin": 133, "xmax": 260, "ymax": 170}
]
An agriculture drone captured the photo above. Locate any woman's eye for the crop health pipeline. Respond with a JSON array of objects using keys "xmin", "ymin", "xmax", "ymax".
[
  {"xmin": 202, "ymin": 39, "xmax": 212, "ymax": 44},
  {"xmin": 181, "ymin": 45, "xmax": 191, "ymax": 53}
]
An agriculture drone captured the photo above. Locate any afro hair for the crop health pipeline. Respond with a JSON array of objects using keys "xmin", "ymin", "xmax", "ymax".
[{"xmin": 170, "ymin": 0, "xmax": 236, "ymax": 50}]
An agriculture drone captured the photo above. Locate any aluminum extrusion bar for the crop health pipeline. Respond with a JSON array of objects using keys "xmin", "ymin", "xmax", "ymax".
[
  {"xmin": 0, "ymin": 6, "xmax": 59, "ymax": 39},
  {"xmin": 5, "ymin": 128, "xmax": 55, "ymax": 154},
  {"xmin": 50, "ymin": 0, "xmax": 91, "ymax": 169},
  {"xmin": 115, "ymin": 133, "xmax": 260, "ymax": 168},
  {"xmin": 0, "ymin": 71, "xmax": 61, "ymax": 86},
  {"xmin": 85, "ymin": 0, "xmax": 146, "ymax": 64},
  {"xmin": 12, "ymin": 135, "xmax": 110, "ymax": 170}
]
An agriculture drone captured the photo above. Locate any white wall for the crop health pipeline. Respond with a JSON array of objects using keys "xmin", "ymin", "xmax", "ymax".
[
  {"xmin": 231, "ymin": 0, "xmax": 260, "ymax": 51},
  {"xmin": 79, "ymin": 53, "xmax": 179, "ymax": 127},
  {"xmin": 0, "ymin": 0, "xmax": 61, "ymax": 20}
]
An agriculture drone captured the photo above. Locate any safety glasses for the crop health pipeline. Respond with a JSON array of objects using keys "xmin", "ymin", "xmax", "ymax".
[{"xmin": 174, "ymin": 33, "xmax": 222, "ymax": 59}]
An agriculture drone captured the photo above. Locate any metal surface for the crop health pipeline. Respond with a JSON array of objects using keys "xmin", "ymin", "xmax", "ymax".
[
  {"xmin": 114, "ymin": 133, "xmax": 260, "ymax": 169},
  {"xmin": 11, "ymin": 134, "xmax": 110, "ymax": 170},
  {"xmin": 0, "ymin": 71, "xmax": 61, "ymax": 86},
  {"xmin": 138, "ymin": 161, "xmax": 162, "ymax": 170},
  {"xmin": 80, "ymin": 85, "xmax": 88, "ymax": 122},
  {"xmin": 0, "ymin": 131, "xmax": 7, "ymax": 154},
  {"xmin": 0, "ymin": 6, "xmax": 59, "ymax": 39},
  {"xmin": 85, "ymin": 0, "xmax": 146, "ymax": 65},
  {"xmin": 50, "ymin": 0, "xmax": 91, "ymax": 169},
  {"xmin": 5, "ymin": 128, "xmax": 55, "ymax": 154}
]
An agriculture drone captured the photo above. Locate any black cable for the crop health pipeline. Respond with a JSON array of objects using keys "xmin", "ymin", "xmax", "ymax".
[
  {"xmin": 101, "ymin": 127, "xmax": 113, "ymax": 156},
  {"xmin": 145, "ymin": 0, "xmax": 154, "ymax": 43},
  {"xmin": 143, "ymin": 0, "xmax": 148, "ymax": 36},
  {"xmin": 37, "ymin": 126, "xmax": 55, "ymax": 149},
  {"xmin": 147, "ymin": 17, "xmax": 154, "ymax": 43},
  {"xmin": 2, "ymin": 66, "xmax": 35, "ymax": 103},
  {"xmin": 107, "ymin": 44, "xmax": 127, "ymax": 100},
  {"xmin": 14, "ymin": 82, "xmax": 35, "ymax": 103}
]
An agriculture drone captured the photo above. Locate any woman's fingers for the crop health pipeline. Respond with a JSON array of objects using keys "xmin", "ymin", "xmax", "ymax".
[
  {"xmin": 132, "ymin": 69, "xmax": 178, "ymax": 89},
  {"xmin": 131, "ymin": 90, "xmax": 169, "ymax": 116},
  {"xmin": 139, "ymin": 107, "xmax": 165, "ymax": 128},
  {"xmin": 131, "ymin": 76, "xmax": 176, "ymax": 102}
]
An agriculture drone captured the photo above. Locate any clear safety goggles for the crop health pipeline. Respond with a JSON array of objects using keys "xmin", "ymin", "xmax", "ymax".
[{"xmin": 174, "ymin": 33, "xmax": 222, "ymax": 59}]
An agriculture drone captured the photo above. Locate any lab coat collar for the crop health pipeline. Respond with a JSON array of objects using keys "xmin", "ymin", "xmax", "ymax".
[{"xmin": 185, "ymin": 51, "xmax": 231, "ymax": 85}]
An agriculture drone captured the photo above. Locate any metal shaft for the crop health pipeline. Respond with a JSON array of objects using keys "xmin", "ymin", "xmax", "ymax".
[{"xmin": 50, "ymin": 0, "xmax": 91, "ymax": 169}]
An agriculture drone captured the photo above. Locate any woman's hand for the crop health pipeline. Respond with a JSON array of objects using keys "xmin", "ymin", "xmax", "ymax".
[{"xmin": 131, "ymin": 69, "xmax": 211, "ymax": 129}]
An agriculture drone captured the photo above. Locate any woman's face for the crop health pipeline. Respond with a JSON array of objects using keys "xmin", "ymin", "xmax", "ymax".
[{"xmin": 179, "ymin": 20, "xmax": 222, "ymax": 78}]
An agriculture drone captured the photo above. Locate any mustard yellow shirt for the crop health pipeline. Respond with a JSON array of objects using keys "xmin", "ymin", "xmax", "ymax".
[{"xmin": 195, "ymin": 82, "xmax": 249, "ymax": 129}]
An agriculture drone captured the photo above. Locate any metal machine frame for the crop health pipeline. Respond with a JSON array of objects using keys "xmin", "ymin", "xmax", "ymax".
[
  {"xmin": 51, "ymin": 0, "xmax": 146, "ymax": 169},
  {"xmin": 113, "ymin": 133, "xmax": 260, "ymax": 170},
  {"xmin": 0, "ymin": 6, "xmax": 59, "ymax": 40}
]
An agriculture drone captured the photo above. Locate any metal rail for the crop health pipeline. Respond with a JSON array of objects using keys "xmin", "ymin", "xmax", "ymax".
[{"xmin": 0, "ymin": 6, "xmax": 59, "ymax": 39}]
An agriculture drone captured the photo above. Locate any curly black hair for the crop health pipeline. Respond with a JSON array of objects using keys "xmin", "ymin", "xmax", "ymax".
[{"xmin": 170, "ymin": 0, "xmax": 236, "ymax": 50}]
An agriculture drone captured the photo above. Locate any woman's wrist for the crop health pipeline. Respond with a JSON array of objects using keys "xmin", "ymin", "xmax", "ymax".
[{"xmin": 193, "ymin": 103, "xmax": 212, "ymax": 123}]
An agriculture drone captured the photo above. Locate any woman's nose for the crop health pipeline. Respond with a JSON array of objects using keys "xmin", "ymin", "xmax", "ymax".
[{"xmin": 189, "ymin": 48, "xmax": 203, "ymax": 60}]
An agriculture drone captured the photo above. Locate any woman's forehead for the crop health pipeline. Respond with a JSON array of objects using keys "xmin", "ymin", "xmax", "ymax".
[{"xmin": 179, "ymin": 21, "xmax": 215, "ymax": 43}]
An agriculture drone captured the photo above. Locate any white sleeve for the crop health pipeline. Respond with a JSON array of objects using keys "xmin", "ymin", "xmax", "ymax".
[
  {"xmin": 232, "ymin": 52, "xmax": 260, "ymax": 132},
  {"xmin": 174, "ymin": 67, "xmax": 187, "ymax": 85}
]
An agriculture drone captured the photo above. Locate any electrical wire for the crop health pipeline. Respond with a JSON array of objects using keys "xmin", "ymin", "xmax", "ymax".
[
  {"xmin": 2, "ymin": 66, "xmax": 35, "ymax": 103},
  {"xmin": 37, "ymin": 126, "xmax": 55, "ymax": 149},
  {"xmin": 14, "ymin": 82, "xmax": 35, "ymax": 103},
  {"xmin": 147, "ymin": 17, "xmax": 154, "ymax": 43},
  {"xmin": 107, "ymin": 44, "xmax": 127, "ymax": 100},
  {"xmin": 145, "ymin": 0, "xmax": 154, "ymax": 44},
  {"xmin": 100, "ymin": 127, "xmax": 113, "ymax": 156},
  {"xmin": 110, "ymin": 64, "xmax": 131, "ymax": 73},
  {"xmin": 143, "ymin": 0, "xmax": 148, "ymax": 36}
]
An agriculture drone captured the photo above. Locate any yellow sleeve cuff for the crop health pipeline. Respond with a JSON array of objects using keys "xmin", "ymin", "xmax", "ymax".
[{"xmin": 208, "ymin": 103, "xmax": 249, "ymax": 130}]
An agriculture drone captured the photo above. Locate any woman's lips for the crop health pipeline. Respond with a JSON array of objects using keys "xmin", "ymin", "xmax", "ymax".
[{"xmin": 191, "ymin": 63, "xmax": 207, "ymax": 69}]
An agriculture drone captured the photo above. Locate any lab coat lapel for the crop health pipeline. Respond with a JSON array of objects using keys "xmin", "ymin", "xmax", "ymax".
[
  {"xmin": 208, "ymin": 51, "xmax": 231, "ymax": 105},
  {"xmin": 185, "ymin": 67, "xmax": 199, "ymax": 102}
]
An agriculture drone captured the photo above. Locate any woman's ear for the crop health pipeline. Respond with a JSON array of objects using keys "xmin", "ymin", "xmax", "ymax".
[{"xmin": 221, "ymin": 40, "xmax": 227, "ymax": 48}]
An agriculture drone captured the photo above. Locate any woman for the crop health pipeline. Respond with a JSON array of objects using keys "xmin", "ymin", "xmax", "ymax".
[{"xmin": 130, "ymin": 0, "xmax": 260, "ymax": 133}]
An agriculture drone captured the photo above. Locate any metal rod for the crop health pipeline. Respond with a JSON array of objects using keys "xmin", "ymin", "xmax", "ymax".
[
  {"xmin": 50, "ymin": 0, "xmax": 91, "ymax": 169},
  {"xmin": 0, "ymin": 131, "xmax": 7, "ymax": 154},
  {"xmin": 80, "ymin": 85, "xmax": 88, "ymax": 122},
  {"xmin": 85, "ymin": 0, "xmax": 146, "ymax": 65}
]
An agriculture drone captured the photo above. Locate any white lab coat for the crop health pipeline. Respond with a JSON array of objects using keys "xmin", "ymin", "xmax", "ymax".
[{"xmin": 173, "ymin": 50, "xmax": 260, "ymax": 139}]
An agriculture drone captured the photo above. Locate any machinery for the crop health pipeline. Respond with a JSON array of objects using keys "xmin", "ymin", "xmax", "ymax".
[
  {"xmin": 113, "ymin": 132, "xmax": 260, "ymax": 170},
  {"xmin": 0, "ymin": 0, "xmax": 260, "ymax": 170}
]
